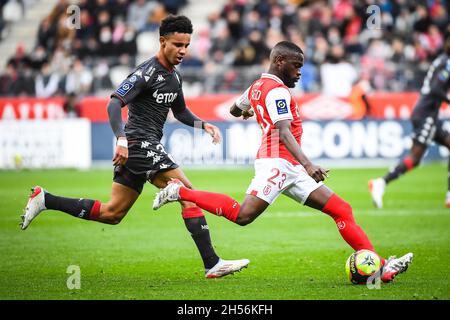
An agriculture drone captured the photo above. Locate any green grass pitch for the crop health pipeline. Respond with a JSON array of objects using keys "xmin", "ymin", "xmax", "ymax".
[{"xmin": 0, "ymin": 163, "xmax": 449, "ymax": 300}]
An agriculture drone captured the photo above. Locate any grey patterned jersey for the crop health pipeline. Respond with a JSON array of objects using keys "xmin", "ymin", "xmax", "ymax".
[
  {"xmin": 413, "ymin": 53, "xmax": 450, "ymax": 119},
  {"xmin": 111, "ymin": 56, "xmax": 186, "ymax": 141}
]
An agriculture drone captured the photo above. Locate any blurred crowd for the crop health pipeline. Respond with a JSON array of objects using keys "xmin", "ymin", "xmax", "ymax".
[{"xmin": 0, "ymin": 0, "xmax": 449, "ymax": 103}]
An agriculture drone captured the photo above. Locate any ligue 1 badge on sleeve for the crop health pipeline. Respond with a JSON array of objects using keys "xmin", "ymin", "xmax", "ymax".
[
  {"xmin": 117, "ymin": 82, "xmax": 134, "ymax": 96},
  {"xmin": 275, "ymin": 99, "xmax": 288, "ymax": 115}
]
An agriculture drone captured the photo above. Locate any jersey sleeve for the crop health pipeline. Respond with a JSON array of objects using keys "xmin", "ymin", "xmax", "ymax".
[
  {"xmin": 429, "ymin": 60, "xmax": 450, "ymax": 101},
  {"xmin": 171, "ymin": 89, "xmax": 187, "ymax": 112},
  {"xmin": 265, "ymin": 87, "xmax": 293, "ymax": 124},
  {"xmin": 235, "ymin": 87, "xmax": 251, "ymax": 111},
  {"xmin": 111, "ymin": 70, "xmax": 148, "ymax": 106}
]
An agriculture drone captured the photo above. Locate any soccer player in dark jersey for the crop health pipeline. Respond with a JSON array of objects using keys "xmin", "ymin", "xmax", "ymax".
[
  {"xmin": 20, "ymin": 15, "xmax": 249, "ymax": 278},
  {"xmin": 369, "ymin": 33, "xmax": 450, "ymax": 208},
  {"xmin": 153, "ymin": 41, "xmax": 413, "ymax": 283}
]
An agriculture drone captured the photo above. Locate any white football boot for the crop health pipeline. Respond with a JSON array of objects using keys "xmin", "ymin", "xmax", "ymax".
[
  {"xmin": 368, "ymin": 178, "xmax": 386, "ymax": 209},
  {"xmin": 152, "ymin": 179, "xmax": 183, "ymax": 210},
  {"xmin": 205, "ymin": 259, "xmax": 250, "ymax": 279},
  {"xmin": 381, "ymin": 253, "xmax": 413, "ymax": 283},
  {"xmin": 21, "ymin": 186, "xmax": 47, "ymax": 230}
]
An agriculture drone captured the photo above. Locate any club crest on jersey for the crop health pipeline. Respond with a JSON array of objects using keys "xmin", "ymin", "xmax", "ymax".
[
  {"xmin": 438, "ymin": 70, "xmax": 449, "ymax": 81},
  {"xmin": 275, "ymin": 99, "xmax": 288, "ymax": 115},
  {"xmin": 116, "ymin": 82, "xmax": 134, "ymax": 96},
  {"xmin": 263, "ymin": 185, "xmax": 272, "ymax": 196}
]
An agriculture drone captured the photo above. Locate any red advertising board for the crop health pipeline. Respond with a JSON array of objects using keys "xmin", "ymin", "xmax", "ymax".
[
  {"xmin": 0, "ymin": 98, "xmax": 66, "ymax": 120},
  {"xmin": 1, "ymin": 93, "xmax": 449, "ymax": 121}
]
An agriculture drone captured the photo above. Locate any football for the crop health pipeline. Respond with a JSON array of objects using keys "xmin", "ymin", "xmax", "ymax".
[{"xmin": 345, "ymin": 249, "xmax": 382, "ymax": 284}]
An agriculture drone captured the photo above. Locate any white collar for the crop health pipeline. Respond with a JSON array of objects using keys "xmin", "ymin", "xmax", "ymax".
[{"xmin": 261, "ymin": 73, "xmax": 284, "ymax": 84}]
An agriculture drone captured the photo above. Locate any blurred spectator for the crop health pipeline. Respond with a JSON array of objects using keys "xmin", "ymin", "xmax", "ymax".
[
  {"xmin": 127, "ymin": 0, "xmax": 157, "ymax": 33},
  {"xmin": 62, "ymin": 59, "xmax": 93, "ymax": 96},
  {"xmin": 158, "ymin": 0, "xmax": 188, "ymax": 15},
  {"xmin": 2, "ymin": 0, "xmax": 449, "ymax": 96},
  {"xmin": 63, "ymin": 92, "xmax": 82, "ymax": 118},
  {"xmin": 2, "ymin": 0, "xmax": 23, "ymax": 35},
  {"xmin": 7, "ymin": 44, "xmax": 30, "ymax": 70},
  {"xmin": 35, "ymin": 63, "xmax": 60, "ymax": 98},
  {"xmin": 28, "ymin": 46, "xmax": 49, "ymax": 71},
  {"xmin": 91, "ymin": 59, "xmax": 113, "ymax": 92},
  {"xmin": 54, "ymin": 14, "xmax": 75, "ymax": 51},
  {"xmin": 36, "ymin": 16, "xmax": 57, "ymax": 52},
  {"xmin": 15, "ymin": 64, "xmax": 35, "ymax": 96},
  {"xmin": 142, "ymin": 3, "xmax": 167, "ymax": 32},
  {"xmin": 0, "ymin": 63, "xmax": 20, "ymax": 96},
  {"xmin": 320, "ymin": 45, "xmax": 357, "ymax": 97},
  {"xmin": 209, "ymin": 24, "xmax": 234, "ymax": 65},
  {"xmin": 348, "ymin": 79, "xmax": 372, "ymax": 119}
]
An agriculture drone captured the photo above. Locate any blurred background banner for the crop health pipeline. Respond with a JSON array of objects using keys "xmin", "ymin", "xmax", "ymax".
[
  {"xmin": 0, "ymin": 118, "xmax": 91, "ymax": 169},
  {"xmin": 87, "ymin": 120, "xmax": 449, "ymax": 166},
  {"xmin": 0, "ymin": 94, "xmax": 449, "ymax": 168}
]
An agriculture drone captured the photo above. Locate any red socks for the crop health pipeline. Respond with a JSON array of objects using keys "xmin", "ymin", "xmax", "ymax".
[
  {"xmin": 88, "ymin": 200, "xmax": 101, "ymax": 221},
  {"xmin": 403, "ymin": 156, "xmax": 414, "ymax": 171},
  {"xmin": 181, "ymin": 206, "xmax": 205, "ymax": 219},
  {"xmin": 322, "ymin": 194, "xmax": 375, "ymax": 252},
  {"xmin": 179, "ymin": 187, "xmax": 240, "ymax": 222}
]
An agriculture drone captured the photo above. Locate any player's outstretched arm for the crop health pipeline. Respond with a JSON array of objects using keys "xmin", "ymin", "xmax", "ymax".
[
  {"xmin": 276, "ymin": 119, "xmax": 328, "ymax": 182},
  {"xmin": 171, "ymin": 98, "xmax": 222, "ymax": 144},
  {"xmin": 107, "ymin": 97, "xmax": 128, "ymax": 165}
]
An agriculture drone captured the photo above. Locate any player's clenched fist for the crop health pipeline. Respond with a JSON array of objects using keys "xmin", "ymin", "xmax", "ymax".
[
  {"xmin": 113, "ymin": 137, "xmax": 128, "ymax": 166},
  {"xmin": 242, "ymin": 109, "xmax": 254, "ymax": 120},
  {"xmin": 304, "ymin": 163, "xmax": 329, "ymax": 182}
]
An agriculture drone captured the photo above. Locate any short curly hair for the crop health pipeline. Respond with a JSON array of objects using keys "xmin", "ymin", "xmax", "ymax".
[{"xmin": 159, "ymin": 15, "xmax": 193, "ymax": 36}]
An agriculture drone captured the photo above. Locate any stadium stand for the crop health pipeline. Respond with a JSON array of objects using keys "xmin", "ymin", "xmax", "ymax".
[{"xmin": 0, "ymin": 0, "xmax": 449, "ymax": 98}]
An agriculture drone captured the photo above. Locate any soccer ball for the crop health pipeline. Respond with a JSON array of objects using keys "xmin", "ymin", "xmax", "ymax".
[{"xmin": 345, "ymin": 249, "xmax": 382, "ymax": 284}]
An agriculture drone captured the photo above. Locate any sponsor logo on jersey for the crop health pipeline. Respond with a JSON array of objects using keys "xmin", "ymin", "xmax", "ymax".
[
  {"xmin": 129, "ymin": 75, "xmax": 137, "ymax": 83},
  {"xmin": 116, "ymin": 82, "xmax": 134, "ymax": 96},
  {"xmin": 133, "ymin": 69, "xmax": 143, "ymax": 77},
  {"xmin": 156, "ymin": 74, "xmax": 165, "ymax": 82},
  {"xmin": 153, "ymin": 89, "xmax": 178, "ymax": 104},
  {"xmin": 275, "ymin": 99, "xmax": 288, "ymax": 115}
]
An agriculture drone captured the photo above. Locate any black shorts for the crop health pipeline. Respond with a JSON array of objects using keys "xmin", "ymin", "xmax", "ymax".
[
  {"xmin": 113, "ymin": 140, "xmax": 178, "ymax": 194},
  {"xmin": 411, "ymin": 116, "xmax": 449, "ymax": 146}
]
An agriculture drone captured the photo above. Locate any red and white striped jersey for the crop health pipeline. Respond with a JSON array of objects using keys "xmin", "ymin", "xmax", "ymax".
[{"xmin": 235, "ymin": 73, "xmax": 303, "ymax": 165}]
